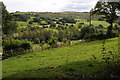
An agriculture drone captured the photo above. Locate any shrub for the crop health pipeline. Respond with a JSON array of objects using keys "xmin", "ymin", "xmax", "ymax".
[
  {"xmin": 48, "ymin": 37, "xmax": 58, "ymax": 48},
  {"xmin": 34, "ymin": 38, "xmax": 40, "ymax": 44},
  {"xmin": 3, "ymin": 39, "xmax": 32, "ymax": 59}
]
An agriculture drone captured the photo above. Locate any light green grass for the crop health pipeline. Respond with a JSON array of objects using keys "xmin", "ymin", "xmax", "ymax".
[
  {"xmin": 2, "ymin": 37, "xmax": 119, "ymax": 78},
  {"xmin": 76, "ymin": 19, "xmax": 110, "ymax": 28},
  {"xmin": 16, "ymin": 21, "xmax": 28, "ymax": 26},
  {"xmin": 91, "ymin": 21, "xmax": 110, "ymax": 27}
]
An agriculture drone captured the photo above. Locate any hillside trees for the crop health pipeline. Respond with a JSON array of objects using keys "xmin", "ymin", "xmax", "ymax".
[
  {"xmin": 92, "ymin": 1, "xmax": 120, "ymax": 38},
  {"xmin": 13, "ymin": 14, "xmax": 30, "ymax": 22},
  {"xmin": 59, "ymin": 17, "xmax": 76, "ymax": 23}
]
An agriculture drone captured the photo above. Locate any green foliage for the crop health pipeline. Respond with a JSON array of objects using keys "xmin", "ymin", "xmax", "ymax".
[
  {"xmin": 13, "ymin": 14, "xmax": 30, "ymax": 22},
  {"xmin": 39, "ymin": 41, "xmax": 45, "ymax": 51},
  {"xmin": 28, "ymin": 21, "xmax": 33, "ymax": 24},
  {"xmin": 32, "ymin": 18, "xmax": 40, "ymax": 22},
  {"xmin": 116, "ymin": 17, "xmax": 120, "ymax": 25},
  {"xmin": 1, "ymin": 2, "xmax": 18, "ymax": 34},
  {"xmin": 57, "ymin": 25, "xmax": 65, "ymax": 30},
  {"xmin": 17, "ymin": 28, "xmax": 53, "ymax": 42},
  {"xmin": 50, "ymin": 23, "xmax": 56, "ymax": 28},
  {"xmin": 80, "ymin": 26, "xmax": 96, "ymax": 39},
  {"xmin": 48, "ymin": 37, "xmax": 58, "ymax": 48},
  {"xmin": 59, "ymin": 17, "xmax": 76, "ymax": 23},
  {"xmin": 92, "ymin": 2, "xmax": 120, "ymax": 38},
  {"xmin": 3, "ymin": 39, "xmax": 32, "ymax": 59},
  {"xmin": 98, "ymin": 40, "xmax": 120, "ymax": 78},
  {"xmin": 34, "ymin": 38, "xmax": 40, "ymax": 44},
  {"xmin": 20, "ymin": 40, "xmax": 32, "ymax": 50}
]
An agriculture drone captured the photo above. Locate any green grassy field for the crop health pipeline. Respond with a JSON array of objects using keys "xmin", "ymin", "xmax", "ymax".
[{"xmin": 2, "ymin": 37, "xmax": 118, "ymax": 78}]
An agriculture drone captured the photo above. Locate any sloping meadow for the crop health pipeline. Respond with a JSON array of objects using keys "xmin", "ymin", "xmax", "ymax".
[{"xmin": 2, "ymin": 37, "xmax": 119, "ymax": 79}]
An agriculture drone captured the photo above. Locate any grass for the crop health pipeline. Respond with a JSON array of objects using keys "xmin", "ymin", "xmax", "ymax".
[
  {"xmin": 91, "ymin": 21, "xmax": 110, "ymax": 27},
  {"xmin": 2, "ymin": 37, "xmax": 119, "ymax": 78},
  {"xmin": 76, "ymin": 19, "xmax": 110, "ymax": 28},
  {"xmin": 16, "ymin": 21, "xmax": 28, "ymax": 26}
]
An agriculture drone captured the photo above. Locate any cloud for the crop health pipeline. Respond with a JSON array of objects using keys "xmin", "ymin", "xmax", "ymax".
[
  {"xmin": 1, "ymin": 0, "xmax": 98, "ymax": 12},
  {"xmin": 61, "ymin": 0, "xmax": 98, "ymax": 12}
]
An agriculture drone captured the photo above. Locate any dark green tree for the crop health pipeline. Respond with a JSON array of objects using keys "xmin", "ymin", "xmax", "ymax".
[
  {"xmin": 1, "ymin": 2, "xmax": 18, "ymax": 34},
  {"xmin": 91, "ymin": 1, "xmax": 120, "ymax": 38},
  {"xmin": 29, "ymin": 21, "xmax": 33, "ymax": 24},
  {"xmin": 59, "ymin": 17, "xmax": 76, "ymax": 23},
  {"xmin": 50, "ymin": 23, "xmax": 56, "ymax": 28}
]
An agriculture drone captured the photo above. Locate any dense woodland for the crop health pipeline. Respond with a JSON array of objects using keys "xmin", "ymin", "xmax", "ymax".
[{"xmin": 1, "ymin": 1, "xmax": 120, "ymax": 79}]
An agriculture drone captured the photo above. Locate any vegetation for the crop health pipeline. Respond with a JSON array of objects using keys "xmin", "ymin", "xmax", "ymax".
[
  {"xmin": 1, "ymin": 2, "xmax": 18, "ymax": 34},
  {"xmin": 92, "ymin": 1, "xmax": 120, "ymax": 38},
  {"xmin": 1, "ymin": 1, "xmax": 120, "ymax": 79},
  {"xmin": 2, "ymin": 38, "xmax": 119, "ymax": 79},
  {"xmin": 2, "ymin": 39, "xmax": 32, "ymax": 59}
]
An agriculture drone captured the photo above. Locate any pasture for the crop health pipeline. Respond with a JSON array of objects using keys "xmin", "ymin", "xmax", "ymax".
[{"xmin": 2, "ymin": 37, "xmax": 118, "ymax": 78}]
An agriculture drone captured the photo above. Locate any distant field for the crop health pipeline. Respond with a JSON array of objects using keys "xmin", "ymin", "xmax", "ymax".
[
  {"xmin": 15, "ymin": 12, "xmax": 101, "ymax": 20},
  {"xmin": 76, "ymin": 19, "xmax": 110, "ymax": 27},
  {"xmin": 2, "ymin": 37, "xmax": 118, "ymax": 78},
  {"xmin": 15, "ymin": 12, "xmax": 119, "ymax": 29},
  {"xmin": 17, "ymin": 18, "xmax": 111, "ymax": 29},
  {"xmin": 16, "ymin": 21, "xmax": 28, "ymax": 28}
]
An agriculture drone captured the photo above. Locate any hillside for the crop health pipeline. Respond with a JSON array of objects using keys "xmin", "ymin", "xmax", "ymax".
[
  {"xmin": 2, "ymin": 37, "xmax": 118, "ymax": 78},
  {"xmin": 13, "ymin": 12, "xmax": 101, "ymax": 20}
]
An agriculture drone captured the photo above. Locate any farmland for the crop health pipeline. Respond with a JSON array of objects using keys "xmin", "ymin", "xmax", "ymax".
[
  {"xmin": 1, "ymin": 1, "xmax": 120, "ymax": 79},
  {"xmin": 1, "ymin": 11, "xmax": 120, "ymax": 79}
]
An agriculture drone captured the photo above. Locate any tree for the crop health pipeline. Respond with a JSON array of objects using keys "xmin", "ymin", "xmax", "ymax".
[
  {"xmin": 80, "ymin": 26, "xmax": 96, "ymax": 40},
  {"xmin": 29, "ymin": 21, "xmax": 33, "ymax": 24},
  {"xmin": 91, "ymin": 1, "xmax": 120, "ymax": 38},
  {"xmin": 59, "ymin": 17, "xmax": 76, "ymax": 23},
  {"xmin": 50, "ymin": 23, "xmax": 56, "ymax": 28},
  {"xmin": 33, "ymin": 18, "xmax": 40, "ymax": 22},
  {"xmin": 13, "ymin": 14, "xmax": 30, "ymax": 22},
  {"xmin": 1, "ymin": 2, "xmax": 18, "ymax": 34}
]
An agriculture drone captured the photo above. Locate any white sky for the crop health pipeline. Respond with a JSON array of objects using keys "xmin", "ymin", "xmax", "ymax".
[{"xmin": 1, "ymin": 0, "xmax": 99, "ymax": 12}]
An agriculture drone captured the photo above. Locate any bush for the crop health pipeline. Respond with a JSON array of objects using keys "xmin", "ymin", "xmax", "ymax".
[
  {"xmin": 48, "ymin": 37, "xmax": 58, "ymax": 48},
  {"xmin": 34, "ymin": 38, "xmax": 40, "ymax": 44},
  {"xmin": 3, "ymin": 39, "xmax": 32, "ymax": 59}
]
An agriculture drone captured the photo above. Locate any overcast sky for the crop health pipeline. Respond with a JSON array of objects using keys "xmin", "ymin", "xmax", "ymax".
[{"xmin": 1, "ymin": 0, "xmax": 99, "ymax": 12}]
